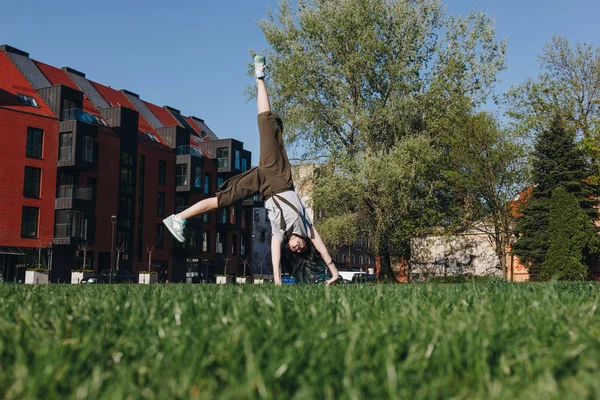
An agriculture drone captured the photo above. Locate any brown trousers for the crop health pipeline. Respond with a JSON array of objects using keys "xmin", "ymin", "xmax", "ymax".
[{"xmin": 216, "ymin": 111, "xmax": 294, "ymax": 207}]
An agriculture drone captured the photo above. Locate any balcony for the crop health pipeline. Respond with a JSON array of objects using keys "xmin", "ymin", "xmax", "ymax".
[
  {"xmin": 176, "ymin": 145, "xmax": 205, "ymax": 158},
  {"xmin": 55, "ymin": 185, "xmax": 94, "ymax": 210},
  {"xmin": 63, "ymin": 108, "xmax": 108, "ymax": 126},
  {"xmin": 53, "ymin": 221, "xmax": 88, "ymax": 246}
]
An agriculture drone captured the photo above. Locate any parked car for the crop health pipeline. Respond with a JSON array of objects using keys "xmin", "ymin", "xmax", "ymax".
[
  {"xmin": 81, "ymin": 270, "xmax": 137, "ymax": 284},
  {"xmin": 104, "ymin": 270, "xmax": 137, "ymax": 283},
  {"xmin": 352, "ymin": 273, "xmax": 377, "ymax": 284},
  {"xmin": 80, "ymin": 274, "xmax": 106, "ymax": 284},
  {"xmin": 314, "ymin": 273, "xmax": 349, "ymax": 284}
]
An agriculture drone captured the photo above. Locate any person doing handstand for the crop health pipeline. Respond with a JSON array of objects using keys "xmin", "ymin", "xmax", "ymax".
[{"xmin": 163, "ymin": 55, "xmax": 340, "ymax": 285}]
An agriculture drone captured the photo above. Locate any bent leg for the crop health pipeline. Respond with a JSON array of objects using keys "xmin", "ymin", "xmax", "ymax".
[
  {"xmin": 176, "ymin": 197, "xmax": 218, "ymax": 221},
  {"xmin": 215, "ymin": 166, "xmax": 262, "ymax": 208}
]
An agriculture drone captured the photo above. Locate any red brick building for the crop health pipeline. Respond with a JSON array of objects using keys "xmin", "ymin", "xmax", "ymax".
[{"xmin": 0, "ymin": 44, "xmax": 255, "ymax": 282}]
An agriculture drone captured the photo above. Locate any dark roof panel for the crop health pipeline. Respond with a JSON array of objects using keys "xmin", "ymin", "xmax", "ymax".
[
  {"xmin": 123, "ymin": 91, "xmax": 164, "ymax": 130},
  {"xmin": 6, "ymin": 51, "xmax": 50, "ymax": 89},
  {"xmin": 67, "ymin": 71, "xmax": 110, "ymax": 109}
]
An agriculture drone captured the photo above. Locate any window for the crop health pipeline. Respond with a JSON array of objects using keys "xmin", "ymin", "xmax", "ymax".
[
  {"xmin": 156, "ymin": 224, "xmax": 164, "ymax": 248},
  {"xmin": 194, "ymin": 166, "xmax": 202, "ymax": 188},
  {"xmin": 71, "ymin": 210, "xmax": 87, "ymax": 239},
  {"xmin": 58, "ymin": 133, "xmax": 73, "ymax": 161},
  {"xmin": 254, "ymin": 209, "xmax": 259, "ymax": 222},
  {"xmin": 265, "ymin": 209, "xmax": 269, "ymax": 222},
  {"xmin": 26, "ymin": 128, "xmax": 43, "ymax": 159},
  {"xmin": 23, "ymin": 167, "xmax": 41, "ymax": 198},
  {"xmin": 202, "ymin": 231, "xmax": 209, "ymax": 252},
  {"xmin": 203, "ymin": 213, "xmax": 210, "ymax": 223},
  {"xmin": 187, "ymin": 227, "xmax": 198, "ymax": 249},
  {"xmin": 216, "ymin": 233, "xmax": 223, "ymax": 254},
  {"xmin": 231, "ymin": 234, "xmax": 238, "ymax": 255},
  {"xmin": 204, "ymin": 174, "xmax": 211, "ymax": 195},
  {"xmin": 176, "ymin": 164, "xmax": 188, "ymax": 186},
  {"xmin": 157, "ymin": 192, "xmax": 165, "ymax": 216},
  {"xmin": 218, "ymin": 208, "xmax": 228, "ymax": 224},
  {"xmin": 146, "ymin": 132, "xmax": 160, "ymax": 143},
  {"xmin": 88, "ymin": 178, "xmax": 97, "ymax": 202},
  {"xmin": 139, "ymin": 155, "xmax": 146, "ymax": 189},
  {"xmin": 235, "ymin": 150, "xmax": 240, "ymax": 170},
  {"xmin": 120, "ymin": 168, "xmax": 134, "ymax": 196},
  {"xmin": 158, "ymin": 160, "xmax": 167, "ymax": 185},
  {"xmin": 242, "ymin": 158, "xmax": 247, "ymax": 172},
  {"xmin": 21, "ymin": 207, "xmax": 39, "ymax": 238},
  {"xmin": 343, "ymin": 254, "xmax": 347, "ymax": 263},
  {"xmin": 62, "ymin": 98, "xmax": 80, "ymax": 120},
  {"xmin": 217, "ymin": 177, "xmax": 224, "ymax": 187},
  {"xmin": 359, "ymin": 256, "xmax": 363, "ymax": 265},
  {"xmin": 17, "ymin": 94, "xmax": 38, "ymax": 107},
  {"xmin": 83, "ymin": 135, "xmax": 94, "ymax": 163},
  {"xmin": 240, "ymin": 236, "xmax": 246, "ymax": 257},
  {"xmin": 217, "ymin": 147, "xmax": 228, "ymax": 169},
  {"xmin": 121, "ymin": 152, "xmax": 134, "ymax": 166},
  {"xmin": 260, "ymin": 231, "xmax": 266, "ymax": 243},
  {"xmin": 175, "ymin": 195, "xmax": 188, "ymax": 214},
  {"xmin": 230, "ymin": 207, "xmax": 236, "ymax": 224}
]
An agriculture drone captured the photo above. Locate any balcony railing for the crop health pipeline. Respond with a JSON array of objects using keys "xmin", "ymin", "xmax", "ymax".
[
  {"xmin": 176, "ymin": 145, "xmax": 204, "ymax": 158},
  {"xmin": 58, "ymin": 146, "xmax": 72, "ymax": 161},
  {"xmin": 57, "ymin": 185, "xmax": 92, "ymax": 201},
  {"xmin": 54, "ymin": 223, "xmax": 87, "ymax": 239},
  {"xmin": 62, "ymin": 108, "xmax": 108, "ymax": 126}
]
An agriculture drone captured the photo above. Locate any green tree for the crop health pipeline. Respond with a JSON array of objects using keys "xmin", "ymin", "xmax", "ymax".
[
  {"xmin": 512, "ymin": 115, "xmax": 598, "ymax": 276},
  {"xmin": 313, "ymin": 136, "xmax": 442, "ymax": 280},
  {"xmin": 541, "ymin": 186, "xmax": 597, "ymax": 280},
  {"xmin": 506, "ymin": 36, "xmax": 600, "ymax": 180},
  {"xmin": 442, "ymin": 112, "xmax": 527, "ymax": 279},
  {"xmin": 255, "ymin": 0, "xmax": 507, "ymax": 278}
]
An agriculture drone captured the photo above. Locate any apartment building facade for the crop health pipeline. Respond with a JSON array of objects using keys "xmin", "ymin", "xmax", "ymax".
[{"xmin": 0, "ymin": 45, "xmax": 254, "ymax": 282}]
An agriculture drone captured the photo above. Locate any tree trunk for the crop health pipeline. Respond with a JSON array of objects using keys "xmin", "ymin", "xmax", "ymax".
[{"xmin": 377, "ymin": 238, "xmax": 396, "ymax": 282}]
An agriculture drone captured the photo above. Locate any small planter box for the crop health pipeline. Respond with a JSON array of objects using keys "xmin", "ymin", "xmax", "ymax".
[
  {"xmin": 71, "ymin": 271, "xmax": 94, "ymax": 284},
  {"xmin": 25, "ymin": 271, "xmax": 49, "ymax": 285},
  {"xmin": 139, "ymin": 273, "xmax": 158, "ymax": 284},
  {"xmin": 236, "ymin": 277, "xmax": 251, "ymax": 284},
  {"xmin": 216, "ymin": 275, "xmax": 234, "ymax": 284},
  {"xmin": 253, "ymin": 278, "xmax": 265, "ymax": 285}
]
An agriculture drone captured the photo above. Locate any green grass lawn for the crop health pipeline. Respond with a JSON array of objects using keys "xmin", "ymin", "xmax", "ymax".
[{"xmin": 0, "ymin": 282, "xmax": 599, "ymax": 399}]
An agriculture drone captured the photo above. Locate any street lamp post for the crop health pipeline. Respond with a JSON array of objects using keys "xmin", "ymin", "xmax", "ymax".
[{"xmin": 110, "ymin": 214, "xmax": 116, "ymax": 284}]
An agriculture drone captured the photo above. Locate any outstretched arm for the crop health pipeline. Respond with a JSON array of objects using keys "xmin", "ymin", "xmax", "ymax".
[
  {"xmin": 310, "ymin": 227, "xmax": 340, "ymax": 285},
  {"xmin": 271, "ymin": 235, "xmax": 283, "ymax": 286}
]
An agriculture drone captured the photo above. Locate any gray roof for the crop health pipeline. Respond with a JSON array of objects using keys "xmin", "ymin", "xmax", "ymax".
[
  {"xmin": 123, "ymin": 92, "xmax": 164, "ymax": 130},
  {"xmin": 169, "ymin": 110, "xmax": 195, "ymax": 130},
  {"xmin": 6, "ymin": 52, "xmax": 50, "ymax": 89},
  {"xmin": 67, "ymin": 72, "xmax": 110, "ymax": 109}
]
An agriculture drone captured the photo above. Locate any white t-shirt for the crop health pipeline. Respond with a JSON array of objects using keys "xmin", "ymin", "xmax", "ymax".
[{"xmin": 264, "ymin": 190, "xmax": 313, "ymax": 242}]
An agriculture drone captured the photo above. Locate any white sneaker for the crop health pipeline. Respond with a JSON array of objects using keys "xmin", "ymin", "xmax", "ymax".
[
  {"xmin": 254, "ymin": 55, "xmax": 266, "ymax": 79},
  {"xmin": 163, "ymin": 214, "xmax": 186, "ymax": 243}
]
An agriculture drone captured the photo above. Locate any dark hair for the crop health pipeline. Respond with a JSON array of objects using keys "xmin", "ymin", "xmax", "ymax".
[{"xmin": 281, "ymin": 237, "xmax": 326, "ymax": 284}]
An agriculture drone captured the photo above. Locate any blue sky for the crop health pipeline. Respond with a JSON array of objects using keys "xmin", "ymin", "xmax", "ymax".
[{"xmin": 2, "ymin": 0, "xmax": 599, "ymax": 164}]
